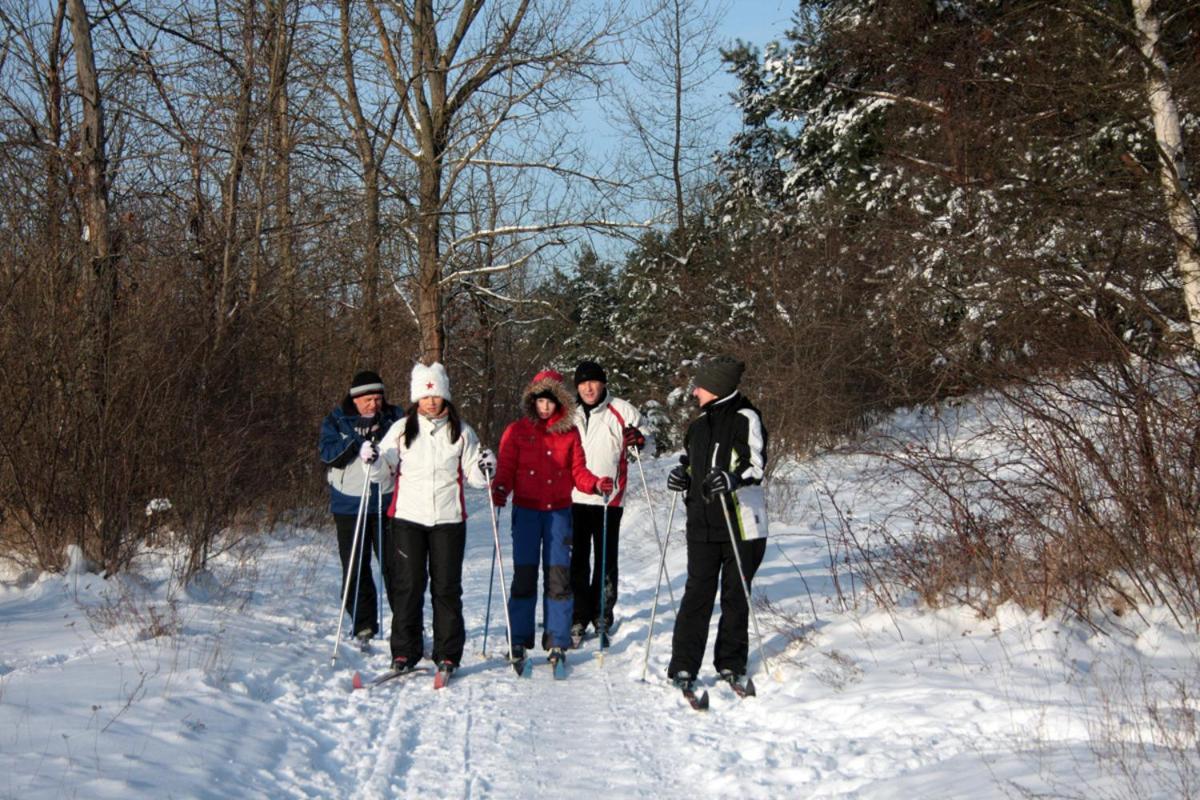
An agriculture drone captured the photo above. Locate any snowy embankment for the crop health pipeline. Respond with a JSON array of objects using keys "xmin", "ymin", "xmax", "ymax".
[{"xmin": 3, "ymin": 402, "xmax": 1198, "ymax": 799}]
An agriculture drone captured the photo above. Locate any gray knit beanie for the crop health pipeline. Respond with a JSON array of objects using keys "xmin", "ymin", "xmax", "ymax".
[{"xmin": 693, "ymin": 356, "xmax": 744, "ymax": 398}]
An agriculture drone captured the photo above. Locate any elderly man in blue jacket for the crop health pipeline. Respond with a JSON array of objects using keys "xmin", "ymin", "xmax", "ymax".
[{"xmin": 319, "ymin": 370, "xmax": 401, "ymax": 646}]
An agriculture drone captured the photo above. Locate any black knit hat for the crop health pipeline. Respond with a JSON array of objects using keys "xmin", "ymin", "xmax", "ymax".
[
  {"xmin": 349, "ymin": 370, "xmax": 385, "ymax": 398},
  {"xmin": 573, "ymin": 360, "xmax": 607, "ymax": 386},
  {"xmin": 694, "ymin": 356, "xmax": 744, "ymax": 398}
]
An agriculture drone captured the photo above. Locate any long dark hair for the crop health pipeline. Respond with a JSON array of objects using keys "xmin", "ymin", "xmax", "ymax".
[{"xmin": 403, "ymin": 400, "xmax": 462, "ymax": 448}]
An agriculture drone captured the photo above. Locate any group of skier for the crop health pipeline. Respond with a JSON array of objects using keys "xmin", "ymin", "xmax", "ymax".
[{"xmin": 318, "ymin": 355, "xmax": 768, "ymax": 694}]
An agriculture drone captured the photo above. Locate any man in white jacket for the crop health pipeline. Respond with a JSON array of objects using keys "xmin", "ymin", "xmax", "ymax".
[
  {"xmin": 569, "ymin": 360, "xmax": 647, "ymax": 647},
  {"xmin": 376, "ymin": 363, "xmax": 492, "ymax": 682}
]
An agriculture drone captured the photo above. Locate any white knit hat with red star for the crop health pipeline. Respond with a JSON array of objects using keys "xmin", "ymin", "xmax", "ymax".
[{"xmin": 411, "ymin": 362, "xmax": 452, "ymax": 403}]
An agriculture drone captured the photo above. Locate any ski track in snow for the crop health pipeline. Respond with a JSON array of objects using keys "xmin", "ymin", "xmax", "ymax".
[
  {"xmin": 4, "ymin": 444, "xmax": 1200, "ymax": 798},
  {"xmin": 308, "ymin": 490, "xmax": 737, "ymax": 799}
]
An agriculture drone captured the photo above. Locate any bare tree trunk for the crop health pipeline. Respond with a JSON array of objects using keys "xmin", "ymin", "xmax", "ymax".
[
  {"xmin": 416, "ymin": 162, "xmax": 446, "ymax": 365},
  {"xmin": 1131, "ymin": 0, "xmax": 1200, "ymax": 348},
  {"xmin": 271, "ymin": 0, "xmax": 299, "ymax": 392},
  {"xmin": 45, "ymin": 1, "xmax": 68, "ymax": 274},
  {"xmin": 360, "ymin": 0, "xmax": 621, "ymax": 365},
  {"xmin": 66, "ymin": 0, "xmax": 120, "ymax": 570},
  {"xmin": 340, "ymin": 0, "xmax": 384, "ymax": 364},
  {"xmin": 470, "ymin": 163, "xmax": 504, "ymax": 443},
  {"xmin": 249, "ymin": 0, "xmax": 296, "ymax": 314},
  {"xmin": 671, "ymin": 0, "xmax": 685, "ymax": 234},
  {"xmin": 66, "ymin": 0, "xmax": 115, "ymax": 332},
  {"xmin": 213, "ymin": 0, "xmax": 259, "ymax": 353},
  {"xmin": 620, "ymin": 0, "xmax": 724, "ymax": 237},
  {"xmin": 411, "ymin": 0, "xmax": 449, "ymax": 365},
  {"xmin": 362, "ymin": 168, "xmax": 384, "ymax": 362}
]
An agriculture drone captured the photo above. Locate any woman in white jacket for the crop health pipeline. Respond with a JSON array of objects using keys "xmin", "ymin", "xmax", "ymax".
[{"xmin": 377, "ymin": 363, "xmax": 492, "ymax": 684}]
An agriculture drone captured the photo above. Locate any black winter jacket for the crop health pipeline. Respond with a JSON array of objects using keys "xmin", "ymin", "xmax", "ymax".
[{"xmin": 681, "ymin": 392, "xmax": 767, "ymax": 542}]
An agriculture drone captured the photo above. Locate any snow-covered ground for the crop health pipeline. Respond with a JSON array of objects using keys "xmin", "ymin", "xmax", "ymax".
[{"xmin": 3, "ymin": 403, "xmax": 1199, "ymax": 799}]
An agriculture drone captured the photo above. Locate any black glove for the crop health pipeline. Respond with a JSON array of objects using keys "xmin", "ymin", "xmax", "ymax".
[
  {"xmin": 701, "ymin": 469, "xmax": 738, "ymax": 499},
  {"xmin": 622, "ymin": 425, "xmax": 645, "ymax": 451},
  {"xmin": 667, "ymin": 465, "xmax": 690, "ymax": 492}
]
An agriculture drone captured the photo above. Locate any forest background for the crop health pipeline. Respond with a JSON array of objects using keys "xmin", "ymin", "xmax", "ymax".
[{"xmin": 1, "ymin": 0, "xmax": 1199, "ymax": 633}]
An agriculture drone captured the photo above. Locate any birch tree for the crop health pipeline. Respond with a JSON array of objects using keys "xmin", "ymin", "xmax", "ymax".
[{"xmin": 1129, "ymin": 0, "xmax": 1200, "ymax": 348}]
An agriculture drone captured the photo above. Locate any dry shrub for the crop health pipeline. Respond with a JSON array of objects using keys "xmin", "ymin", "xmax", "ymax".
[
  {"xmin": 854, "ymin": 354, "xmax": 1200, "ymax": 625},
  {"xmin": 0, "ymin": 229, "xmax": 339, "ymax": 578},
  {"xmin": 84, "ymin": 583, "xmax": 183, "ymax": 642}
]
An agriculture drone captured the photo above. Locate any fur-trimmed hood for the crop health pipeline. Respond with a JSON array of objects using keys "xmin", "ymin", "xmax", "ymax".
[{"xmin": 521, "ymin": 369, "xmax": 576, "ymax": 434}]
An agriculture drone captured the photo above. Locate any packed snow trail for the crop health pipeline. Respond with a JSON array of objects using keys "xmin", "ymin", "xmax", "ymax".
[
  {"xmin": 291, "ymin": 487, "xmax": 776, "ymax": 798},
  {"xmin": 7, "ymin": 442, "xmax": 1200, "ymax": 798}
]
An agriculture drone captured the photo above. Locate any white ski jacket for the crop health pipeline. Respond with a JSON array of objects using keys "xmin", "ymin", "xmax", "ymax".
[
  {"xmin": 571, "ymin": 393, "xmax": 643, "ymax": 508},
  {"xmin": 378, "ymin": 413, "xmax": 488, "ymax": 527}
]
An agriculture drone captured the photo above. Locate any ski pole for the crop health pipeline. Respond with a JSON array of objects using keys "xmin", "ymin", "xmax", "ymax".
[
  {"xmin": 719, "ymin": 493, "xmax": 780, "ymax": 683},
  {"xmin": 629, "ymin": 447, "xmax": 677, "ymax": 614},
  {"xmin": 331, "ymin": 460, "xmax": 372, "ymax": 666},
  {"xmin": 482, "ymin": 466, "xmax": 517, "ymax": 665},
  {"xmin": 597, "ymin": 488, "xmax": 611, "ymax": 665},
  {"xmin": 640, "ymin": 491, "xmax": 679, "ymax": 682},
  {"xmin": 347, "ymin": 493, "xmax": 369, "ymax": 646},
  {"xmin": 481, "ymin": 536, "xmax": 497, "ymax": 657},
  {"xmin": 376, "ymin": 484, "xmax": 384, "ymax": 641}
]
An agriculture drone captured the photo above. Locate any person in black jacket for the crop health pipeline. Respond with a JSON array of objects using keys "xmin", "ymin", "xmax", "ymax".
[{"xmin": 666, "ymin": 355, "xmax": 768, "ymax": 691}]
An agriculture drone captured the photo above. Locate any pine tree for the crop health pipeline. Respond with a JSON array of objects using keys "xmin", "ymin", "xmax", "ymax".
[{"xmin": 716, "ymin": 0, "xmax": 1197, "ymax": 400}]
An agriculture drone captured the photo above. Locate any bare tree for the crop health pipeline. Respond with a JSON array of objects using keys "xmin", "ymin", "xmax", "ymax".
[
  {"xmin": 337, "ymin": 0, "xmax": 402, "ymax": 365},
  {"xmin": 66, "ymin": 0, "xmax": 116, "ymax": 367},
  {"xmin": 0, "ymin": 0, "xmax": 70, "ymax": 290},
  {"xmin": 111, "ymin": 0, "xmax": 275, "ymax": 354},
  {"xmin": 66, "ymin": 0, "xmax": 131, "ymax": 569},
  {"xmin": 361, "ymin": 0, "xmax": 629, "ymax": 364},
  {"xmin": 617, "ymin": 0, "xmax": 728, "ymax": 234}
]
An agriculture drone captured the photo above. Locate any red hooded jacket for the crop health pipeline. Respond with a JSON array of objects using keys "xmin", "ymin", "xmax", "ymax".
[{"xmin": 493, "ymin": 370, "xmax": 600, "ymax": 510}]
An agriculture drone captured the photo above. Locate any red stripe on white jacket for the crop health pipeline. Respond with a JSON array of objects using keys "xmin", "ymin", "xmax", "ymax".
[
  {"xmin": 378, "ymin": 414, "xmax": 487, "ymax": 526},
  {"xmin": 572, "ymin": 394, "xmax": 641, "ymax": 508}
]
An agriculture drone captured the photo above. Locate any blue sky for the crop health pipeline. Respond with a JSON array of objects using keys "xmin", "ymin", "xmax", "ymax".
[
  {"xmin": 568, "ymin": 0, "xmax": 800, "ymax": 251},
  {"xmin": 717, "ymin": 0, "xmax": 794, "ymax": 52},
  {"xmin": 703, "ymin": 0, "xmax": 795, "ymax": 142}
]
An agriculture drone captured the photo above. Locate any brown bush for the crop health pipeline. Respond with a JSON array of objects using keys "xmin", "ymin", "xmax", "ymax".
[{"xmin": 842, "ymin": 349, "xmax": 1200, "ymax": 625}]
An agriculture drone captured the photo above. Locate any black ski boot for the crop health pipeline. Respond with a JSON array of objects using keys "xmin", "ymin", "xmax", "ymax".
[
  {"xmin": 671, "ymin": 671, "xmax": 695, "ymax": 691},
  {"xmin": 510, "ymin": 645, "xmax": 530, "ymax": 677},
  {"xmin": 671, "ymin": 671, "xmax": 709, "ymax": 711},
  {"xmin": 719, "ymin": 668, "xmax": 756, "ymax": 698},
  {"xmin": 570, "ymin": 623, "xmax": 586, "ymax": 649},
  {"xmin": 594, "ymin": 618, "xmax": 615, "ymax": 648},
  {"xmin": 548, "ymin": 647, "xmax": 567, "ymax": 680}
]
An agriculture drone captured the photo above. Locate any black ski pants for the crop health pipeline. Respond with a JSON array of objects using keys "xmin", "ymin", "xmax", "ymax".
[
  {"xmin": 570, "ymin": 504, "xmax": 623, "ymax": 631},
  {"xmin": 668, "ymin": 535, "xmax": 767, "ymax": 679},
  {"xmin": 335, "ymin": 512, "xmax": 383, "ymax": 638},
  {"xmin": 385, "ymin": 518, "xmax": 467, "ymax": 666}
]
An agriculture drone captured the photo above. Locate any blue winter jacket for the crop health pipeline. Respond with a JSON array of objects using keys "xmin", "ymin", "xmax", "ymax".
[{"xmin": 319, "ymin": 397, "xmax": 401, "ymax": 515}]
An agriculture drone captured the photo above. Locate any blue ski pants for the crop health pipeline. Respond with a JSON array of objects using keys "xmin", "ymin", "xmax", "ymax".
[{"xmin": 508, "ymin": 506, "xmax": 573, "ymax": 650}]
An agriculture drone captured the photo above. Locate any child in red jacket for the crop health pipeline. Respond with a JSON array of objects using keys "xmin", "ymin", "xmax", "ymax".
[{"xmin": 491, "ymin": 370, "xmax": 613, "ymax": 667}]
